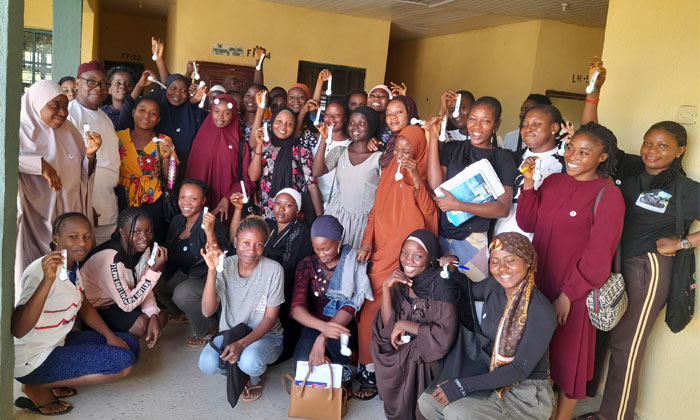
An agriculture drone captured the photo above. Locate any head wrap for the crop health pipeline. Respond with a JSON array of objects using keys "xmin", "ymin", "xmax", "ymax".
[
  {"xmin": 487, "ymin": 232, "xmax": 537, "ymax": 398},
  {"xmin": 350, "ymin": 106, "xmax": 379, "ymax": 141},
  {"xmin": 77, "ymin": 60, "xmax": 107, "ymax": 77},
  {"xmin": 268, "ymin": 107, "xmax": 301, "ymax": 197},
  {"xmin": 275, "ymin": 187, "xmax": 302, "ymax": 211},
  {"xmin": 210, "ymin": 85, "xmax": 226, "ymax": 94},
  {"xmin": 398, "ymin": 229, "xmax": 459, "ymax": 304},
  {"xmin": 368, "ymin": 84, "xmax": 391, "ymax": 98},
  {"xmin": 379, "ymin": 95, "xmax": 420, "ymax": 168},
  {"xmin": 310, "ymin": 215, "xmax": 344, "ymax": 241},
  {"xmin": 157, "ymin": 74, "xmax": 205, "ymax": 166},
  {"xmin": 288, "ymin": 83, "xmax": 311, "ymax": 100}
]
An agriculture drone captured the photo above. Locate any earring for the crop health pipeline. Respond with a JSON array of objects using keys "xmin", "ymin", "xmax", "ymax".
[
  {"xmin": 337, "ymin": 244, "xmax": 342, "ymax": 254},
  {"xmin": 552, "ymin": 131, "xmax": 556, "ymax": 134}
]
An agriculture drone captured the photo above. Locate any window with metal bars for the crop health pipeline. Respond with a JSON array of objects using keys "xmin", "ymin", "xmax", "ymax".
[{"xmin": 23, "ymin": 29, "xmax": 53, "ymax": 91}]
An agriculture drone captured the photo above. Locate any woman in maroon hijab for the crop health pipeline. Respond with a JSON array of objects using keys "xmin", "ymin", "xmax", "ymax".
[{"xmin": 186, "ymin": 94, "xmax": 254, "ymax": 225}]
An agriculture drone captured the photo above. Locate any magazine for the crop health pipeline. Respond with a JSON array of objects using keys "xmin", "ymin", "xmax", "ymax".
[{"xmin": 434, "ymin": 159, "xmax": 505, "ymax": 227}]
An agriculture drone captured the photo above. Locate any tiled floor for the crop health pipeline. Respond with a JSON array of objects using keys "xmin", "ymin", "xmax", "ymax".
[{"xmin": 13, "ymin": 322, "xmax": 602, "ymax": 419}]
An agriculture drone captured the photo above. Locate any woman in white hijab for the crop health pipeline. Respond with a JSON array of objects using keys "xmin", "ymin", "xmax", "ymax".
[{"xmin": 16, "ymin": 80, "xmax": 101, "ymax": 286}]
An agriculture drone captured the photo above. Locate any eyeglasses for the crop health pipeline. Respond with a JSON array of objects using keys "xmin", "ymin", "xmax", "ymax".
[{"xmin": 78, "ymin": 77, "xmax": 111, "ymax": 89}]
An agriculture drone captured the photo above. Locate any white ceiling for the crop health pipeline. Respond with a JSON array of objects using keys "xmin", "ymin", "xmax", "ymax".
[{"xmin": 99, "ymin": 0, "xmax": 609, "ymax": 39}]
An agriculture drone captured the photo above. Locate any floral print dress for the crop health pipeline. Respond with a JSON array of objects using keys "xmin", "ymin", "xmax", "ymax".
[
  {"xmin": 117, "ymin": 130, "xmax": 176, "ymax": 206},
  {"xmin": 259, "ymin": 142, "xmax": 316, "ymax": 220}
]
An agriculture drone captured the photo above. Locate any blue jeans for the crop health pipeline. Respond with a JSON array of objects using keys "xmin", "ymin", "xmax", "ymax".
[{"xmin": 199, "ymin": 332, "xmax": 282, "ymax": 385}]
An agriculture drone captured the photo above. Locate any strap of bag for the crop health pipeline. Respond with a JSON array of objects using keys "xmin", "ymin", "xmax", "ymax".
[
  {"xmin": 592, "ymin": 183, "xmax": 622, "ymax": 272},
  {"xmin": 674, "ymin": 180, "xmax": 685, "ymax": 237},
  {"xmin": 281, "ymin": 374, "xmax": 294, "ymax": 395},
  {"xmin": 296, "ymin": 361, "xmax": 335, "ymax": 401}
]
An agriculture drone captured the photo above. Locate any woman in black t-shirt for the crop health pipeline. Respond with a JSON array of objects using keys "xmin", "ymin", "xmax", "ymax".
[{"xmin": 425, "ymin": 97, "xmax": 518, "ymax": 280}]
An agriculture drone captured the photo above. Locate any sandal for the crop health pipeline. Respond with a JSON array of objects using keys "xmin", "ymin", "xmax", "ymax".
[
  {"xmin": 14, "ymin": 397, "xmax": 73, "ymax": 416},
  {"xmin": 186, "ymin": 335, "xmax": 211, "ymax": 347},
  {"xmin": 242, "ymin": 379, "xmax": 264, "ymax": 402},
  {"xmin": 352, "ymin": 383, "xmax": 378, "ymax": 400},
  {"xmin": 168, "ymin": 313, "xmax": 188, "ymax": 323},
  {"xmin": 51, "ymin": 387, "xmax": 77, "ymax": 398}
]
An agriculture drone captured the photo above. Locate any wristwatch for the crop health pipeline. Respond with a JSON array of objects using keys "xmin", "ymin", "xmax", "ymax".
[{"xmin": 680, "ymin": 238, "xmax": 692, "ymax": 249}]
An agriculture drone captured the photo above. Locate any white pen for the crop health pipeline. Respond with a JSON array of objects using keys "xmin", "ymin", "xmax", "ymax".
[
  {"xmin": 452, "ymin": 94, "xmax": 462, "ymax": 118},
  {"xmin": 59, "ymin": 249, "xmax": 69, "ymax": 281},
  {"xmin": 256, "ymin": 54, "xmax": 265, "ymax": 71},
  {"xmin": 325, "ymin": 76, "xmax": 332, "ymax": 96},
  {"xmin": 240, "ymin": 180, "xmax": 249, "ymax": 204},
  {"xmin": 201, "ymin": 206, "xmax": 208, "ymax": 229},
  {"xmin": 586, "ymin": 70, "xmax": 599, "ymax": 94},
  {"xmin": 192, "ymin": 61, "xmax": 200, "ymax": 80},
  {"xmin": 216, "ymin": 254, "xmax": 225, "ymax": 273},
  {"xmin": 147, "ymin": 75, "xmax": 166, "ymax": 89},
  {"xmin": 439, "ymin": 115, "xmax": 448, "ymax": 142},
  {"xmin": 148, "ymin": 242, "xmax": 158, "ymax": 266},
  {"xmin": 410, "ymin": 118, "xmax": 426, "ymax": 126}
]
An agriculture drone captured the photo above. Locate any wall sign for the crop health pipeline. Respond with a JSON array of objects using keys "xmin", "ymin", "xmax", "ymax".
[
  {"xmin": 121, "ymin": 53, "xmax": 142, "ymax": 61},
  {"xmin": 212, "ymin": 44, "xmax": 272, "ymax": 60}
]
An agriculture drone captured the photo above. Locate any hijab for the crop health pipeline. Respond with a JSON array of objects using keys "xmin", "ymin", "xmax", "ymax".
[
  {"xmin": 269, "ymin": 107, "xmax": 301, "ymax": 197},
  {"xmin": 157, "ymin": 74, "xmax": 205, "ymax": 165},
  {"xmin": 380, "ymin": 95, "xmax": 419, "ymax": 168},
  {"xmin": 399, "ymin": 229, "xmax": 459, "ymax": 304},
  {"xmin": 185, "ymin": 94, "xmax": 244, "ymax": 210},
  {"xmin": 350, "ymin": 106, "xmax": 379, "ymax": 140},
  {"xmin": 310, "ymin": 215, "xmax": 343, "ymax": 241}
]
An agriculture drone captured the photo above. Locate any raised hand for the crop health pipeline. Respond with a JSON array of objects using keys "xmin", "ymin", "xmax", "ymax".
[
  {"xmin": 317, "ymin": 69, "xmax": 332, "ymax": 83},
  {"xmin": 390, "ymin": 81, "xmax": 407, "ymax": 97},
  {"xmin": 151, "ymin": 37, "xmax": 164, "ymax": 60},
  {"xmin": 85, "ymin": 132, "xmax": 102, "ymax": 157},
  {"xmin": 588, "ymin": 56, "xmax": 606, "ymax": 90}
]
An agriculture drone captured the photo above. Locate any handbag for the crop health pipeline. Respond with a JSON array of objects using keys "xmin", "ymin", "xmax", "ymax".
[
  {"xmin": 207, "ymin": 323, "xmax": 254, "ymax": 409},
  {"xmin": 586, "ymin": 184, "xmax": 628, "ymax": 331},
  {"xmin": 665, "ymin": 179, "xmax": 696, "ymax": 333},
  {"xmin": 282, "ymin": 361, "xmax": 345, "ymax": 420}
]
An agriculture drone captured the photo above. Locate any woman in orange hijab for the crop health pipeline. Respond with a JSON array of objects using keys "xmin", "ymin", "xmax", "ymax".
[{"xmin": 354, "ymin": 125, "xmax": 439, "ymax": 400}]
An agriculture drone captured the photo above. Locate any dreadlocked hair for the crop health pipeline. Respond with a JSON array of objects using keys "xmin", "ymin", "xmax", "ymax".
[
  {"xmin": 235, "ymin": 215, "xmax": 269, "ymax": 241},
  {"xmin": 472, "ymin": 96, "xmax": 502, "ymax": 148},
  {"xmin": 115, "ymin": 207, "xmax": 153, "ymax": 260},
  {"xmin": 574, "ymin": 122, "xmax": 618, "ymax": 178},
  {"xmin": 616, "ymin": 121, "xmax": 687, "ymax": 190},
  {"xmin": 51, "ymin": 212, "xmax": 91, "ymax": 251}
]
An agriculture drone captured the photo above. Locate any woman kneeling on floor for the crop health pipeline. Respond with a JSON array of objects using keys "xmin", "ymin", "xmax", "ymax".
[
  {"xmin": 198, "ymin": 215, "xmax": 285, "ymax": 403},
  {"xmin": 418, "ymin": 232, "xmax": 556, "ymax": 420},
  {"xmin": 13, "ymin": 212, "xmax": 139, "ymax": 415}
]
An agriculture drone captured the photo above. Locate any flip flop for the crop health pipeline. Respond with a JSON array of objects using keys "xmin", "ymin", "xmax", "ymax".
[
  {"xmin": 168, "ymin": 313, "xmax": 189, "ymax": 323},
  {"xmin": 352, "ymin": 383, "xmax": 378, "ymax": 400},
  {"xmin": 186, "ymin": 335, "xmax": 211, "ymax": 347},
  {"xmin": 14, "ymin": 397, "xmax": 73, "ymax": 416},
  {"xmin": 51, "ymin": 387, "xmax": 77, "ymax": 398},
  {"xmin": 242, "ymin": 380, "xmax": 264, "ymax": 402}
]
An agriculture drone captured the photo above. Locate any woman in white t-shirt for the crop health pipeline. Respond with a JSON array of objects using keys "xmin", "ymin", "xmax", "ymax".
[
  {"xmin": 199, "ymin": 215, "xmax": 284, "ymax": 403},
  {"xmin": 12, "ymin": 212, "xmax": 138, "ymax": 415}
]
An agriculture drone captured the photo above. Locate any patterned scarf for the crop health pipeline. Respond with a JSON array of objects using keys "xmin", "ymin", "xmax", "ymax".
[{"xmin": 488, "ymin": 232, "xmax": 537, "ymax": 399}]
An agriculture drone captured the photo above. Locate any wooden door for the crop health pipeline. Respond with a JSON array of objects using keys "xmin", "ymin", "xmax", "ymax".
[{"xmin": 195, "ymin": 61, "xmax": 255, "ymax": 92}]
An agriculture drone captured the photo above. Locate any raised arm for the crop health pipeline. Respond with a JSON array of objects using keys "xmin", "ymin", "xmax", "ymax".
[
  {"xmin": 311, "ymin": 124, "xmax": 331, "ymax": 177},
  {"xmin": 313, "ymin": 69, "xmax": 331, "ymax": 103},
  {"xmin": 151, "ymin": 37, "xmax": 169, "ymax": 82},
  {"xmin": 425, "ymin": 116, "xmax": 446, "ymax": 189},
  {"xmin": 252, "ymin": 46, "xmax": 266, "ymax": 85},
  {"xmin": 200, "ymin": 247, "xmax": 222, "ymax": 317},
  {"xmin": 581, "ymin": 56, "xmax": 606, "ymax": 125},
  {"xmin": 248, "ymin": 90, "xmax": 268, "ymax": 149},
  {"xmin": 248, "ymin": 128, "xmax": 264, "ymax": 181}
]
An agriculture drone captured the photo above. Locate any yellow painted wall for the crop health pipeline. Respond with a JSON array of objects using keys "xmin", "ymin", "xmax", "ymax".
[
  {"xmin": 598, "ymin": 0, "xmax": 699, "ymax": 417},
  {"xmin": 24, "ymin": 0, "xmax": 52, "ymax": 30},
  {"xmin": 166, "ymin": 0, "xmax": 391, "ymax": 91},
  {"xmin": 81, "ymin": 0, "xmax": 101, "ymax": 62},
  {"xmin": 100, "ymin": 10, "xmax": 166, "ymax": 72},
  {"xmin": 385, "ymin": 20, "xmax": 605, "ymax": 132}
]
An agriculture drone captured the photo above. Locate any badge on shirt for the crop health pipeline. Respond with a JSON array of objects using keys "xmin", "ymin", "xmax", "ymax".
[
  {"xmin": 635, "ymin": 190, "xmax": 671, "ymax": 213},
  {"xmin": 255, "ymin": 295, "xmax": 267, "ymax": 312}
]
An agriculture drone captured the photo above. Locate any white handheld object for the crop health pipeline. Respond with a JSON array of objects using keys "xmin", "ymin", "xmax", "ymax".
[
  {"xmin": 401, "ymin": 334, "xmax": 411, "ymax": 344},
  {"xmin": 325, "ymin": 76, "xmax": 332, "ymax": 96},
  {"xmin": 263, "ymin": 122, "xmax": 270, "ymax": 143},
  {"xmin": 394, "ymin": 161, "xmax": 403, "ymax": 181},
  {"xmin": 452, "ymin": 94, "xmax": 462, "ymax": 118},
  {"xmin": 438, "ymin": 116, "xmax": 448, "ymax": 142},
  {"xmin": 152, "ymin": 44, "xmax": 158, "ymax": 61},
  {"xmin": 533, "ymin": 158, "xmax": 543, "ymax": 182},
  {"xmin": 216, "ymin": 254, "xmax": 225, "ymax": 273},
  {"xmin": 81, "ymin": 122, "xmax": 90, "ymax": 145},
  {"xmin": 410, "ymin": 118, "xmax": 426, "ymax": 126},
  {"xmin": 259, "ymin": 91, "xmax": 267, "ymax": 109},
  {"xmin": 558, "ymin": 138, "xmax": 568, "ymax": 156},
  {"xmin": 147, "ymin": 75, "xmax": 166, "ymax": 89},
  {"xmin": 240, "ymin": 180, "xmax": 249, "ymax": 204},
  {"xmin": 325, "ymin": 124, "xmax": 334, "ymax": 145},
  {"xmin": 198, "ymin": 93, "xmax": 207, "ymax": 108},
  {"xmin": 192, "ymin": 61, "xmax": 200, "ymax": 80},
  {"xmin": 191, "ymin": 80, "xmax": 205, "ymax": 97},
  {"xmin": 255, "ymin": 54, "xmax": 265, "ymax": 71},
  {"xmin": 148, "ymin": 243, "xmax": 159, "ymax": 266},
  {"xmin": 201, "ymin": 206, "xmax": 208, "ymax": 229},
  {"xmin": 440, "ymin": 264, "xmax": 449, "ymax": 279},
  {"xmin": 152, "ymin": 136, "xmax": 162, "ymax": 143},
  {"xmin": 314, "ymin": 107, "xmax": 322, "ymax": 126},
  {"xmin": 585, "ymin": 70, "xmax": 599, "ymax": 94},
  {"xmin": 59, "ymin": 249, "xmax": 69, "ymax": 281},
  {"xmin": 340, "ymin": 333, "xmax": 351, "ymax": 356}
]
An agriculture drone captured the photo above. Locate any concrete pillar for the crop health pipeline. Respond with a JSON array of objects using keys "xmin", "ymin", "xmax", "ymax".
[
  {"xmin": 0, "ymin": 0, "xmax": 22, "ymax": 416},
  {"xmin": 52, "ymin": 0, "xmax": 82, "ymax": 79}
]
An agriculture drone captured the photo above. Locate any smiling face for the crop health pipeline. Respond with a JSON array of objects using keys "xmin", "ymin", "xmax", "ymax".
[
  {"xmin": 385, "ymin": 99, "xmax": 409, "ymax": 134},
  {"xmin": 347, "ymin": 93, "xmax": 367, "ymax": 112},
  {"xmin": 447, "ymin": 96, "xmax": 472, "ymax": 129},
  {"xmin": 212, "ymin": 100, "xmax": 234, "ymax": 128},
  {"xmin": 177, "ymin": 183, "xmax": 206, "ymax": 218},
  {"xmin": 120, "ymin": 216, "xmax": 153, "ymax": 254},
  {"xmin": 287, "ymin": 87, "xmax": 308, "ymax": 114},
  {"xmin": 273, "ymin": 193, "xmax": 298, "ymax": 225},
  {"xmin": 563, "ymin": 132, "xmax": 608, "ymax": 180},
  {"xmin": 640, "ymin": 128, "xmax": 685, "ymax": 176},
  {"xmin": 323, "ymin": 103, "xmax": 346, "ymax": 132},
  {"xmin": 467, "ymin": 103, "xmax": 501, "ymax": 148},
  {"xmin": 368, "ymin": 89, "xmax": 389, "ymax": 113},
  {"xmin": 242, "ymin": 85, "xmax": 260, "ymax": 114},
  {"xmin": 109, "ymin": 71, "xmax": 134, "ymax": 101},
  {"xmin": 520, "ymin": 108, "xmax": 558, "ymax": 153},
  {"xmin": 400, "ymin": 239, "xmax": 429, "ymax": 278},
  {"xmin": 53, "ymin": 216, "xmax": 93, "ymax": 265},
  {"xmin": 59, "ymin": 80, "xmax": 75, "ymax": 101},
  {"xmin": 166, "ymin": 79, "xmax": 188, "ymax": 107},
  {"xmin": 132, "ymin": 99, "xmax": 160, "ymax": 131},
  {"xmin": 40, "ymin": 94, "xmax": 69, "ymax": 129},
  {"xmin": 76, "ymin": 70, "xmax": 109, "ymax": 110},
  {"xmin": 235, "ymin": 227, "xmax": 266, "ymax": 266},
  {"xmin": 347, "ymin": 113, "xmax": 370, "ymax": 142},
  {"xmin": 394, "ymin": 136, "xmax": 416, "ymax": 162},
  {"xmin": 272, "ymin": 110, "xmax": 295, "ymax": 139},
  {"xmin": 312, "ymin": 236, "xmax": 341, "ymax": 266},
  {"xmin": 489, "ymin": 249, "xmax": 528, "ymax": 296}
]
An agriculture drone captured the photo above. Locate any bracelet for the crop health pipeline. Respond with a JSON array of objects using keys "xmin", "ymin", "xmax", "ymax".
[
  {"xmin": 254, "ymin": 150, "xmax": 262, "ymax": 156},
  {"xmin": 585, "ymin": 98, "xmax": 599, "ymax": 104}
]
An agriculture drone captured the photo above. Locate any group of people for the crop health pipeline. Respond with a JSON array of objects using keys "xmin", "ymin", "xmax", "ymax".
[{"xmin": 13, "ymin": 37, "xmax": 698, "ymax": 420}]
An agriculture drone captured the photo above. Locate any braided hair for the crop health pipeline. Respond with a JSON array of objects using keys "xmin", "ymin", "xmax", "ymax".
[
  {"xmin": 235, "ymin": 215, "xmax": 270, "ymax": 241},
  {"xmin": 115, "ymin": 207, "xmax": 153, "ymax": 268},
  {"xmin": 573, "ymin": 122, "xmax": 618, "ymax": 178},
  {"xmin": 50, "ymin": 212, "xmax": 90, "ymax": 251},
  {"xmin": 615, "ymin": 121, "xmax": 687, "ymax": 190},
  {"xmin": 472, "ymin": 96, "xmax": 502, "ymax": 148},
  {"xmin": 516, "ymin": 104, "xmax": 565, "ymax": 155}
]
